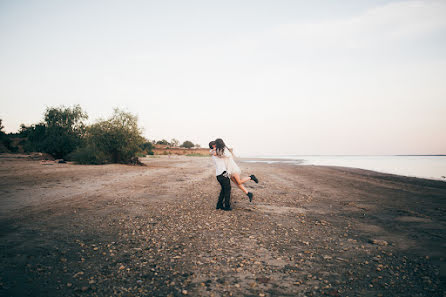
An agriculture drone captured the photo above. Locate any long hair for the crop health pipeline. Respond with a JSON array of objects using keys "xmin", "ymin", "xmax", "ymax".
[{"xmin": 215, "ymin": 138, "xmax": 226, "ymax": 156}]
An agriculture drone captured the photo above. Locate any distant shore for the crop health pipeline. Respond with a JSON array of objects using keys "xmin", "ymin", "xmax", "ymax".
[
  {"xmin": 1, "ymin": 154, "xmax": 445, "ymax": 296},
  {"xmin": 240, "ymin": 155, "xmax": 446, "ymax": 182}
]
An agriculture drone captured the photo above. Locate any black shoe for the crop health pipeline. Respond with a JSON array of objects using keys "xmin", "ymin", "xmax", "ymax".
[
  {"xmin": 247, "ymin": 192, "xmax": 253, "ymax": 202},
  {"xmin": 223, "ymin": 207, "xmax": 232, "ymax": 211},
  {"xmin": 216, "ymin": 205, "xmax": 224, "ymax": 210},
  {"xmin": 250, "ymin": 175, "xmax": 259, "ymax": 183}
]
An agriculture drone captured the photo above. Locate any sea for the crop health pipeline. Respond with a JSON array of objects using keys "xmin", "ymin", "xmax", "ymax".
[{"xmin": 243, "ymin": 155, "xmax": 446, "ymax": 182}]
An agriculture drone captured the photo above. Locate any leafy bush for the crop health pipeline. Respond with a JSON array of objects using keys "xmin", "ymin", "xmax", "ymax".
[
  {"xmin": 156, "ymin": 139, "xmax": 170, "ymax": 145},
  {"xmin": 19, "ymin": 105, "xmax": 87, "ymax": 158},
  {"xmin": 68, "ymin": 145, "xmax": 108, "ymax": 165},
  {"xmin": 0, "ymin": 119, "xmax": 9, "ymax": 152},
  {"xmin": 0, "ymin": 119, "xmax": 8, "ymax": 153},
  {"xmin": 181, "ymin": 140, "xmax": 194, "ymax": 148},
  {"xmin": 20, "ymin": 123, "xmax": 47, "ymax": 153},
  {"xmin": 141, "ymin": 141, "xmax": 154, "ymax": 155},
  {"xmin": 0, "ymin": 119, "xmax": 19, "ymax": 152},
  {"xmin": 73, "ymin": 108, "xmax": 144, "ymax": 164}
]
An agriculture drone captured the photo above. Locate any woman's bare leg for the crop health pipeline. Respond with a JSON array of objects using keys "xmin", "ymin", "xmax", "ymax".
[
  {"xmin": 231, "ymin": 174, "xmax": 249, "ymax": 194},
  {"xmin": 239, "ymin": 176, "xmax": 251, "ymax": 184}
]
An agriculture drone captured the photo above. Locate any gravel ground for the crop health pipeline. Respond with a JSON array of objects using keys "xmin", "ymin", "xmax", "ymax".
[{"xmin": 1, "ymin": 154, "xmax": 445, "ymax": 296}]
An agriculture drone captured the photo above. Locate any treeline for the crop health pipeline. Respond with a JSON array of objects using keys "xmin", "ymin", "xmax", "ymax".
[
  {"xmin": 153, "ymin": 139, "xmax": 200, "ymax": 149},
  {"xmin": 1, "ymin": 106, "xmax": 204, "ymax": 164},
  {"xmin": 0, "ymin": 119, "xmax": 18, "ymax": 153},
  {"xmin": 0, "ymin": 105, "xmax": 152, "ymax": 165}
]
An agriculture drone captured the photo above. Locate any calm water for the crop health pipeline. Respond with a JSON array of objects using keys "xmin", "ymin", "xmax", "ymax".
[{"xmin": 245, "ymin": 155, "xmax": 446, "ymax": 181}]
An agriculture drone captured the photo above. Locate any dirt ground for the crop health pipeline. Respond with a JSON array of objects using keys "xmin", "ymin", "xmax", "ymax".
[{"xmin": 1, "ymin": 154, "xmax": 445, "ymax": 296}]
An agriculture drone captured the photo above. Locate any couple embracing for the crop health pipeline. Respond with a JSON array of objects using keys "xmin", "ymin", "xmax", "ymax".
[{"xmin": 209, "ymin": 138, "xmax": 258, "ymax": 211}]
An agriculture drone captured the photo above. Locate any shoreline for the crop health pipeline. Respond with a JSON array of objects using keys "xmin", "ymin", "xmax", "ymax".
[
  {"xmin": 1, "ymin": 154, "xmax": 445, "ymax": 296},
  {"xmin": 239, "ymin": 156, "xmax": 446, "ymax": 182}
]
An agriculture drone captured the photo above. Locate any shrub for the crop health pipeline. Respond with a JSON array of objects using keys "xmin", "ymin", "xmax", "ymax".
[
  {"xmin": 20, "ymin": 123, "xmax": 47, "ymax": 152},
  {"xmin": 68, "ymin": 145, "xmax": 108, "ymax": 165},
  {"xmin": 181, "ymin": 140, "xmax": 194, "ymax": 148},
  {"xmin": 141, "ymin": 141, "xmax": 154, "ymax": 155},
  {"xmin": 156, "ymin": 139, "xmax": 170, "ymax": 145},
  {"xmin": 77, "ymin": 108, "xmax": 145, "ymax": 164},
  {"xmin": 0, "ymin": 119, "xmax": 19, "ymax": 152},
  {"xmin": 19, "ymin": 105, "xmax": 87, "ymax": 158},
  {"xmin": 0, "ymin": 119, "xmax": 8, "ymax": 152}
]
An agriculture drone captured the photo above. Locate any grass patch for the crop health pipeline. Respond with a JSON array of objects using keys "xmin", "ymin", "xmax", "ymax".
[{"xmin": 186, "ymin": 153, "xmax": 208, "ymax": 157}]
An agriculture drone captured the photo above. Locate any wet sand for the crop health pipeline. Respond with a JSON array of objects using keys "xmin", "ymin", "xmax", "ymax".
[{"xmin": 0, "ymin": 154, "xmax": 445, "ymax": 296}]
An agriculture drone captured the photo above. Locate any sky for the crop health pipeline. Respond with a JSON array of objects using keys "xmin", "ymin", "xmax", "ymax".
[{"xmin": 1, "ymin": 0, "xmax": 445, "ymax": 156}]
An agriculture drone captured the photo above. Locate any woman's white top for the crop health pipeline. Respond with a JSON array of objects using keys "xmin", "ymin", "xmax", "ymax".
[{"xmin": 220, "ymin": 147, "xmax": 241, "ymax": 176}]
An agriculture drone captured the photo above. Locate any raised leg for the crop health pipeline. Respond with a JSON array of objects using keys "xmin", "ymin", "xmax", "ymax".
[
  {"xmin": 238, "ymin": 176, "xmax": 251, "ymax": 184},
  {"xmin": 231, "ymin": 174, "xmax": 249, "ymax": 194}
]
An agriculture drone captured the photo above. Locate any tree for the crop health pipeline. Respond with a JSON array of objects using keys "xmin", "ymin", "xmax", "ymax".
[
  {"xmin": 72, "ymin": 108, "xmax": 144, "ymax": 164},
  {"xmin": 19, "ymin": 123, "xmax": 47, "ymax": 152},
  {"xmin": 20, "ymin": 105, "xmax": 88, "ymax": 158},
  {"xmin": 0, "ymin": 119, "xmax": 10, "ymax": 153},
  {"xmin": 156, "ymin": 139, "xmax": 170, "ymax": 145},
  {"xmin": 195, "ymin": 144, "xmax": 201, "ymax": 148},
  {"xmin": 141, "ymin": 139, "xmax": 154, "ymax": 155},
  {"xmin": 181, "ymin": 140, "xmax": 194, "ymax": 148},
  {"xmin": 170, "ymin": 138, "xmax": 179, "ymax": 147},
  {"xmin": 44, "ymin": 105, "xmax": 87, "ymax": 133},
  {"xmin": 43, "ymin": 105, "xmax": 88, "ymax": 158}
]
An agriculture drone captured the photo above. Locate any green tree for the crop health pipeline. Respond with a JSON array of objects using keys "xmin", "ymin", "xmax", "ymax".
[
  {"xmin": 19, "ymin": 123, "xmax": 47, "ymax": 152},
  {"xmin": 0, "ymin": 119, "xmax": 10, "ymax": 153},
  {"xmin": 141, "ymin": 139, "xmax": 154, "ymax": 155},
  {"xmin": 20, "ymin": 105, "xmax": 88, "ymax": 158},
  {"xmin": 73, "ymin": 108, "xmax": 144, "ymax": 164},
  {"xmin": 181, "ymin": 140, "xmax": 194, "ymax": 148},
  {"xmin": 156, "ymin": 139, "xmax": 170, "ymax": 145}
]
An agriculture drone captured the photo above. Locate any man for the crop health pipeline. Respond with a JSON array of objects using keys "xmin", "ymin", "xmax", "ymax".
[{"xmin": 209, "ymin": 140, "xmax": 232, "ymax": 211}]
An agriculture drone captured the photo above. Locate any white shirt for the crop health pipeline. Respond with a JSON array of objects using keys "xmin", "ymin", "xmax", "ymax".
[{"xmin": 210, "ymin": 150, "xmax": 226, "ymax": 176}]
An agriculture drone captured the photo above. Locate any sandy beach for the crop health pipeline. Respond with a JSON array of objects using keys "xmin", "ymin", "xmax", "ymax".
[{"xmin": 0, "ymin": 154, "xmax": 445, "ymax": 296}]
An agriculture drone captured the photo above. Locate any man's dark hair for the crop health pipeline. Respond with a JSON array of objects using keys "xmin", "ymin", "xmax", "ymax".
[{"xmin": 209, "ymin": 141, "xmax": 216, "ymax": 149}]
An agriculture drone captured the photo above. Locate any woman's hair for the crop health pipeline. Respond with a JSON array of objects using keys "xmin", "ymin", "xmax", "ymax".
[
  {"xmin": 215, "ymin": 138, "xmax": 226, "ymax": 156},
  {"xmin": 208, "ymin": 141, "xmax": 216, "ymax": 149}
]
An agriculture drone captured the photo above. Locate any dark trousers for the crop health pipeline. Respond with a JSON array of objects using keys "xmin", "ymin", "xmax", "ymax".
[{"xmin": 216, "ymin": 172, "xmax": 231, "ymax": 209}]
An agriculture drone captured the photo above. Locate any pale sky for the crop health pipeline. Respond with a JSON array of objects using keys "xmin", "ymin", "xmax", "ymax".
[{"xmin": 1, "ymin": 0, "xmax": 445, "ymax": 156}]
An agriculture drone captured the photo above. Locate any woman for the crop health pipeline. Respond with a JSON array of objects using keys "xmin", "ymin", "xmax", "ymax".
[{"xmin": 214, "ymin": 138, "xmax": 258, "ymax": 202}]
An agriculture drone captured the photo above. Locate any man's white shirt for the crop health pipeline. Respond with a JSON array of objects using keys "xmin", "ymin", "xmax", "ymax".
[{"xmin": 210, "ymin": 150, "xmax": 226, "ymax": 176}]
